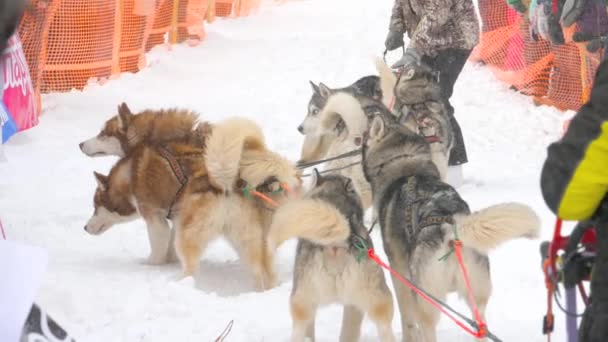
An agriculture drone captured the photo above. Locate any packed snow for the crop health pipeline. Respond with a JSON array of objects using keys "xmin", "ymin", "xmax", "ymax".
[{"xmin": 0, "ymin": 0, "xmax": 578, "ymax": 340}]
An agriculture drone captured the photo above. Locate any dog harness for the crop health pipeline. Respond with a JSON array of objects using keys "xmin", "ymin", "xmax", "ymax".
[
  {"xmin": 402, "ymin": 177, "xmax": 454, "ymax": 230},
  {"xmin": 157, "ymin": 146, "xmax": 188, "ymax": 219},
  {"xmin": 397, "ymin": 103, "xmax": 443, "ymax": 144}
]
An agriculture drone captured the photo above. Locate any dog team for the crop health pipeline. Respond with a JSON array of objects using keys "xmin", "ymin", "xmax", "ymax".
[{"xmin": 79, "ymin": 58, "xmax": 541, "ymax": 342}]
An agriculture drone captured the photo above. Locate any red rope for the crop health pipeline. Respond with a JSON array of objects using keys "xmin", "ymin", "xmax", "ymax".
[
  {"xmin": 0, "ymin": 217, "xmax": 5, "ymax": 240},
  {"xmin": 251, "ymin": 190, "xmax": 279, "ymax": 207},
  {"xmin": 367, "ymin": 248, "xmax": 488, "ymax": 339},
  {"xmin": 454, "ymin": 241, "xmax": 488, "ymax": 337}
]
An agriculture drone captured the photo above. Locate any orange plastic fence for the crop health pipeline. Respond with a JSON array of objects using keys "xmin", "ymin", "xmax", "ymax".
[
  {"xmin": 18, "ymin": 0, "xmax": 262, "ymax": 111},
  {"xmin": 472, "ymin": 0, "xmax": 603, "ymax": 111}
]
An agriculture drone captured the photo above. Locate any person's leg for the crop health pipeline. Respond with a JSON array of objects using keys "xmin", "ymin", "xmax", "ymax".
[{"xmin": 431, "ymin": 48, "xmax": 472, "ymax": 166}]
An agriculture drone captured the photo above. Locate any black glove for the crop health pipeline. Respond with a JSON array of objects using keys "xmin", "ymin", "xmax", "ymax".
[
  {"xmin": 385, "ymin": 30, "xmax": 405, "ymax": 52},
  {"xmin": 391, "ymin": 47, "xmax": 421, "ymax": 69}
]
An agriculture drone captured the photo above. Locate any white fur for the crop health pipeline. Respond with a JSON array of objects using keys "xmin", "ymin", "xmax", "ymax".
[
  {"xmin": 84, "ymin": 207, "xmax": 138, "ymax": 235},
  {"xmin": 267, "ymin": 198, "xmax": 350, "ymax": 252},
  {"xmin": 299, "ymin": 103, "xmax": 321, "ymax": 134},
  {"xmin": 317, "ymin": 92, "xmax": 368, "ymax": 138},
  {"xmin": 80, "ymin": 136, "xmax": 124, "ymax": 157},
  {"xmin": 453, "ymin": 202, "xmax": 541, "ymax": 253},
  {"xmin": 374, "ymin": 57, "xmax": 397, "ymax": 108},
  {"xmin": 204, "ymin": 117, "xmax": 266, "ymax": 192}
]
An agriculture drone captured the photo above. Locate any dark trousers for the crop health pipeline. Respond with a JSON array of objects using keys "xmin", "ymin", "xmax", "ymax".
[
  {"xmin": 421, "ymin": 48, "xmax": 471, "ymax": 166},
  {"xmin": 580, "ymin": 216, "xmax": 608, "ymax": 341}
]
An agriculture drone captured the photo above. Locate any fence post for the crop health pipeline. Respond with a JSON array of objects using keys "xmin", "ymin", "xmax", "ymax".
[
  {"xmin": 112, "ymin": 0, "xmax": 123, "ymax": 75},
  {"xmin": 170, "ymin": 0, "xmax": 180, "ymax": 44}
]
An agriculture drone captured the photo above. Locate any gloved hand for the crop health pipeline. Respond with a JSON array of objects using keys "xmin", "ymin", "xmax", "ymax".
[
  {"xmin": 391, "ymin": 47, "xmax": 420, "ymax": 69},
  {"xmin": 385, "ymin": 30, "xmax": 405, "ymax": 51},
  {"xmin": 507, "ymin": 0, "xmax": 527, "ymax": 13}
]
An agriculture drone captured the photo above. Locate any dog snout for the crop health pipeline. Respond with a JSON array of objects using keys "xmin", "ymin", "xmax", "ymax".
[
  {"xmin": 79, "ymin": 142, "xmax": 84, "ymax": 151},
  {"xmin": 297, "ymin": 125, "xmax": 304, "ymax": 134},
  {"xmin": 84, "ymin": 225, "xmax": 88, "ymax": 232}
]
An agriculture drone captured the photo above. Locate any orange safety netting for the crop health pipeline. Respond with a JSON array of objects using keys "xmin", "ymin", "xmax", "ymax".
[
  {"xmin": 17, "ymin": 0, "xmax": 262, "ymax": 112},
  {"xmin": 472, "ymin": 0, "xmax": 603, "ymax": 111}
]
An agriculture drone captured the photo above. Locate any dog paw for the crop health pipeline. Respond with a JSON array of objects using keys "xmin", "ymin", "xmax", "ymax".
[{"xmin": 176, "ymin": 275, "xmax": 197, "ymax": 288}]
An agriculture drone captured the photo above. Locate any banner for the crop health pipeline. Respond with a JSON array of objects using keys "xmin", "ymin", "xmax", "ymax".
[{"xmin": 1, "ymin": 32, "xmax": 38, "ymax": 144}]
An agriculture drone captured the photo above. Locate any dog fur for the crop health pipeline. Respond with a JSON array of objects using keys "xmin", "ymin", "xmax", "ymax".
[
  {"xmin": 79, "ymin": 102, "xmax": 207, "ymax": 157},
  {"xmin": 268, "ymin": 172, "xmax": 395, "ymax": 342},
  {"xmin": 173, "ymin": 117, "xmax": 301, "ymax": 290},
  {"xmin": 298, "ymin": 58, "xmax": 456, "ymax": 213},
  {"xmin": 361, "ymin": 110, "xmax": 540, "ymax": 342},
  {"xmin": 299, "ymin": 87, "xmax": 394, "ymax": 210},
  {"xmin": 298, "ymin": 76, "xmax": 384, "ymax": 136},
  {"xmin": 84, "ymin": 117, "xmax": 301, "ymax": 290},
  {"xmin": 389, "ymin": 62, "xmax": 454, "ymax": 180}
]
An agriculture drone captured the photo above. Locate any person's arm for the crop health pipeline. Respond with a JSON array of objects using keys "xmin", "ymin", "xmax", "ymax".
[
  {"xmin": 541, "ymin": 60, "xmax": 608, "ymax": 220},
  {"xmin": 389, "ymin": 0, "xmax": 406, "ymax": 34}
]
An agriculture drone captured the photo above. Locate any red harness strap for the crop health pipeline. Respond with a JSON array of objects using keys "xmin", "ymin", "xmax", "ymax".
[{"xmin": 424, "ymin": 135, "xmax": 441, "ymax": 143}]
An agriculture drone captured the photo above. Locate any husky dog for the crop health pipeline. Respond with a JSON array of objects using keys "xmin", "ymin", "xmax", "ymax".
[
  {"xmin": 79, "ymin": 102, "xmax": 206, "ymax": 157},
  {"xmin": 297, "ymin": 74, "xmax": 390, "ymax": 200},
  {"xmin": 298, "ymin": 76, "xmax": 384, "ymax": 135},
  {"xmin": 268, "ymin": 171, "xmax": 395, "ymax": 342},
  {"xmin": 361, "ymin": 109, "xmax": 540, "ymax": 342},
  {"xmin": 84, "ymin": 117, "xmax": 301, "ymax": 290},
  {"xmin": 297, "ymin": 60, "xmax": 402, "ymax": 210},
  {"xmin": 391, "ymin": 63, "xmax": 454, "ymax": 180},
  {"xmin": 173, "ymin": 117, "xmax": 301, "ymax": 290},
  {"xmin": 300, "ymin": 89, "xmax": 387, "ymax": 210}
]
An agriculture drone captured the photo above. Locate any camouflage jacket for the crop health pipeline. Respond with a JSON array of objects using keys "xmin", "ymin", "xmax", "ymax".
[{"xmin": 389, "ymin": 0, "xmax": 480, "ymax": 57}]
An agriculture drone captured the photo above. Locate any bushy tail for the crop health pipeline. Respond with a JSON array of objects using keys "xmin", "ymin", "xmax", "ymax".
[
  {"xmin": 204, "ymin": 117, "xmax": 266, "ymax": 192},
  {"xmin": 267, "ymin": 198, "xmax": 350, "ymax": 252},
  {"xmin": 318, "ymin": 92, "xmax": 368, "ymax": 138},
  {"xmin": 452, "ymin": 203, "xmax": 541, "ymax": 254},
  {"xmin": 374, "ymin": 57, "xmax": 397, "ymax": 108}
]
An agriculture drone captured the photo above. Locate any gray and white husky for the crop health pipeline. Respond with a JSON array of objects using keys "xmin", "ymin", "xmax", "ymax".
[
  {"xmin": 361, "ymin": 109, "xmax": 541, "ymax": 342},
  {"xmin": 267, "ymin": 171, "xmax": 396, "ymax": 342},
  {"xmin": 298, "ymin": 75, "xmax": 384, "ymax": 135},
  {"xmin": 298, "ymin": 59, "xmax": 454, "ymax": 210}
]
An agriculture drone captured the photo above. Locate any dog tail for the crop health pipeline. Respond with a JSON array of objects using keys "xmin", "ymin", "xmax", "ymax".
[
  {"xmin": 318, "ymin": 92, "xmax": 368, "ymax": 138},
  {"xmin": 204, "ymin": 117, "xmax": 266, "ymax": 192},
  {"xmin": 374, "ymin": 57, "xmax": 397, "ymax": 108},
  {"xmin": 452, "ymin": 203, "xmax": 541, "ymax": 254},
  {"xmin": 267, "ymin": 198, "xmax": 350, "ymax": 252}
]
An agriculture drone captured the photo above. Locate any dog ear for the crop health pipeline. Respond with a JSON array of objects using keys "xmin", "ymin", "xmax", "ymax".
[
  {"xmin": 318, "ymin": 83, "xmax": 332, "ymax": 98},
  {"xmin": 93, "ymin": 171, "xmax": 108, "ymax": 191},
  {"xmin": 401, "ymin": 68, "xmax": 416, "ymax": 81},
  {"xmin": 369, "ymin": 115, "xmax": 386, "ymax": 140},
  {"xmin": 309, "ymin": 81, "xmax": 320, "ymax": 94},
  {"xmin": 311, "ymin": 168, "xmax": 322, "ymax": 187},
  {"xmin": 117, "ymin": 102, "xmax": 133, "ymax": 129},
  {"xmin": 373, "ymin": 83, "xmax": 383, "ymax": 100},
  {"xmin": 345, "ymin": 178, "xmax": 356, "ymax": 193}
]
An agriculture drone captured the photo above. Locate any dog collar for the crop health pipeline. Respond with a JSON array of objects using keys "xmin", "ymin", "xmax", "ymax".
[{"xmin": 424, "ymin": 135, "xmax": 441, "ymax": 143}]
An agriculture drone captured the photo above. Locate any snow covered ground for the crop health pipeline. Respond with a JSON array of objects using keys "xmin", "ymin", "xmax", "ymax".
[{"xmin": 0, "ymin": 0, "xmax": 577, "ymax": 340}]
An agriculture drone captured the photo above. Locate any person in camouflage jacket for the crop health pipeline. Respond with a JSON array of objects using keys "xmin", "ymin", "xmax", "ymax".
[{"xmin": 385, "ymin": 0, "xmax": 480, "ymax": 173}]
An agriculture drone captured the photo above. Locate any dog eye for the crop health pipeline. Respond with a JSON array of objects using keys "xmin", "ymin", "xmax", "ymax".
[{"xmin": 312, "ymin": 108, "xmax": 319, "ymax": 116}]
